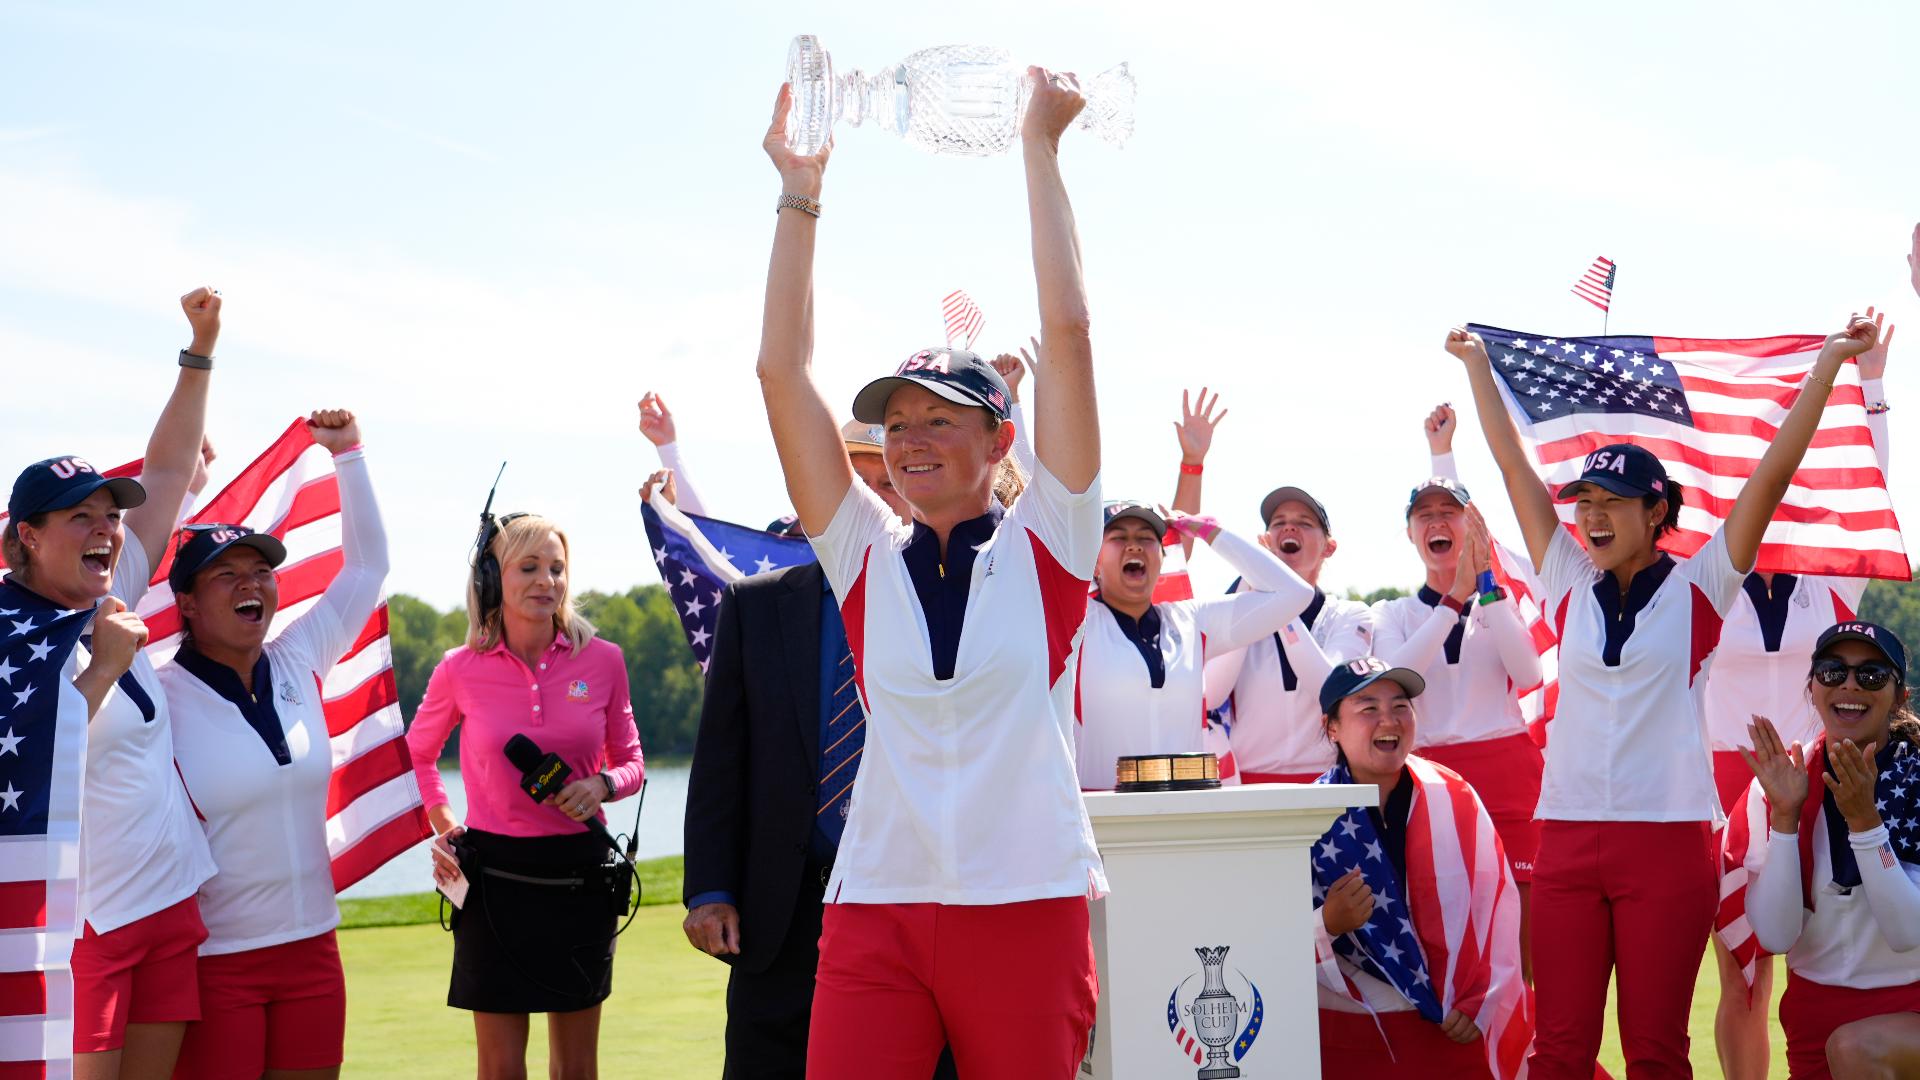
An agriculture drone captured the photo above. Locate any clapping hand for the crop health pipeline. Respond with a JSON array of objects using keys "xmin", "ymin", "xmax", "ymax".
[
  {"xmin": 1444, "ymin": 328, "xmax": 1490, "ymax": 367},
  {"xmin": 1320, "ymin": 867, "xmax": 1376, "ymax": 936},
  {"xmin": 1021, "ymin": 66, "xmax": 1086, "ymax": 149},
  {"xmin": 1825, "ymin": 737, "xmax": 1884, "ymax": 833},
  {"xmin": 1174, "ymin": 388, "xmax": 1228, "ymax": 466},
  {"xmin": 181, "ymin": 286, "xmax": 221, "ymax": 357},
  {"xmin": 305, "ymin": 409, "xmax": 361, "ymax": 454},
  {"xmin": 1425, "ymin": 404, "xmax": 1457, "ymax": 455},
  {"xmin": 1740, "ymin": 715, "xmax": 1809, "ymax": 833},
  {"xmin": 637, "ymin": 392, "xmax": 678, "ymax": 446},
  {"xmin": 764, "ymin": 83, "xmax": 828, "ymax": 196},
  {"xmin": 1858, "ymin": 306, "xmax": 1896, "ymax": 381},
  {"xmin": 989, "ymin": 351, "xmax": 1029, "ymax": 405}
]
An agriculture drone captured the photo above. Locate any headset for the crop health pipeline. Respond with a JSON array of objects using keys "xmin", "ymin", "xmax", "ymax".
[{"xmin": 471, "ymin": 463, "xmax": 528, "ymax": 612}]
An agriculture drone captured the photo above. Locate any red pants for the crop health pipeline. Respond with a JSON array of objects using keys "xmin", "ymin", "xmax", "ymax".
[
  {"xmin": 807, "ymin": 898, "xmax": 1097, "ymax": 1079},
  {"xmin": 1241, "ymin": 770, "xmax": 1325, "ymax": 785},
  {"xmin": 1420, "ymin": 735, "xmax": 1544, "ymax": 882},
  {"xmin": 71, "ymin": 897, "xmax": 208, "ymax": 1053},
  {"xmin": 1527, "ymin": 820, "xmax": 1716, "ymax": 1080},
  {"xmin": 173, "ymin": 931, "xmax": 347, "ymax": 1079},
  {"xmin": 1779, "ymin": 972, "xmax": 1920, "ymax": 1080},
  {"xmin": 1318, "ymin": 1007, "xmax": 1493, "ymax": 1078}
]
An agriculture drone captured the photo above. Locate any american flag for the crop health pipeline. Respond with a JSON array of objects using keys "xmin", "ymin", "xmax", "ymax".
[
  {"xmin": 640, "ymin": 497, "xmax": 811, "ymax": 672},
  {"xmin": 1490, "ymin": 538, "xmax": 1559, "ymax": 742},
  {"xmin": 1311, "ymin": 754, "xmax": 1533, "ymax": 1079},
  {"xmin": 0, "ymin": 601, "xmax": 93, "ymax": 1077},
  {"xmin": 1468, "ymin": 325, "xmax": 1909, "ymax": 580},
  {"xmin": 942, "ymin": 289, "xmax": 984, "ymax": 351},
  {"xmin": 1570, "ymin": 256, "xmax": 1616, "ymax": 313}
]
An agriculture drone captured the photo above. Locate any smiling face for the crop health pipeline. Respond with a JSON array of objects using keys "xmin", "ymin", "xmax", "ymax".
[
  {"xmin": 881, "ymin": 384, "xmax": 1011, "ymax": 522},
  {"xmin": 1095, "ymin": 518, "xmax": 1163, "ymax": 611},
  {"xmin": 851, "ymin": 453, "xmax": 910, "ymax": 523},
  {"xmin": 14, "ymin": 487, "xmax": 123, "ymax": 607},
  {"xmin": 1810, "ymin": 639, "xmax": 1904, "ymax": 748},
  {"xmin": 502, "ymin": 532, "xmax": 568, "ymax": 626},
  {"xmin": 1326, "ymin": 681, "xmax": 1417, "ymax": 787},
  {"xmin": 1406, "ymin": 491, "xmax": 1466, "ymax": 579},
  {"xmin": 1266, "ymin": 499, "xmax": 1335, "ymax": 583},
  {"xmin": 1569, "ymin": 484, "xmax": 1664, "ymax": 572},
  {"xmin": 178, "ymin": 547, "xmax": 279, "ymax": 655}
]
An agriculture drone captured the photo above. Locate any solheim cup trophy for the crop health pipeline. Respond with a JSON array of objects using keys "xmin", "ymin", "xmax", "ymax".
[{"xmin": 783, "ymin": 34, "xmax": 1137, "ymax": 157}]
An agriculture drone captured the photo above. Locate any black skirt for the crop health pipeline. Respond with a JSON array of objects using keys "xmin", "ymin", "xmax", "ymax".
[{"xmin": 448, "ymin": 829, "xmax": 620, "ymax": 1014}]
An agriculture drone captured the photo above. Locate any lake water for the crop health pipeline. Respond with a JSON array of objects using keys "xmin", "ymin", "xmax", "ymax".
[{"xmin": 340, "ymin": 762, "xmax": 690, "ymax": 899}]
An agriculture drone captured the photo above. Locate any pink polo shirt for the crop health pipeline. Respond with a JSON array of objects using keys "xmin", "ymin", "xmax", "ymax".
[{"xmin": 405, "ymin": 634, "xmax": 645, "ymax": 837}]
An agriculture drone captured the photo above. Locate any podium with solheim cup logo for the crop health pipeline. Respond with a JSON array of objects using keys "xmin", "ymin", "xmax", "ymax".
[{"xmin": 1080, "ymin": 783, "xmax": 1375, "ymax": 1079}]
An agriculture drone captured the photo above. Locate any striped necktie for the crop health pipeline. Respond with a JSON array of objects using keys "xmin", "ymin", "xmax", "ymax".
[{"xmin": 817, "ymin": 649, "xmax": 864, "ymax": 847}]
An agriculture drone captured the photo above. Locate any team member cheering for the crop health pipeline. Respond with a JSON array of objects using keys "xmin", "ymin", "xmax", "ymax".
[
  {"xmin": 1309, "ymin": 657, "xmax": 1529, "ymax": 1080},
  {"xmin": 1737, "ymin": 624, "xmax": 1920, "ymax": 1079},
  {"xmin": 1, "ymin": 288, "xmax": 221, "ymax": 1079},
  {"xmin": 754, "ymin": 68, "xmax": 1102, "ymax": 1078},
  {"xmin": 1203, "ymin": 484, "xmax": 1372, "ymax": 784},
  {"xmin": 158, "ymin": 410, "xmax": 384, "ymax": 1080},
  {"xmin": 1371, "ymin": 476, "xmax": 1544, "ymax": 977},
  {"xmin": 406, "ymin": 514, "xmax": 644, "ymax": 1080},
  {"xmin": 1446, "ymin": 314, "xmax": 1882, "ymax": 1079}
]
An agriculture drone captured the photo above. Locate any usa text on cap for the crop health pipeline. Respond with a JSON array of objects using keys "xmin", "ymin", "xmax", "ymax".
[
  {"xmin": 168, "ymin": 523, "xmax": 289, "ymax": 594},
  {"xmin": 8, "ymin": 456, "xmax": 147, "ymax": 524},
  {"xmin": 1556, "ymin": 443, "xmax": 1669, "ymax": 500},
  {"xmin": 1319, "ymin": 655, "xmax": 1427, "ymax": 714},
  {"xmin": 851, "ymin": 348, "xmax": 1012, "ymax": 425}
]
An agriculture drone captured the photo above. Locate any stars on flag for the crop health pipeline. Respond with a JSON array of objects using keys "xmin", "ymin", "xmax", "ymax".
[{"xmin": 1485, "ymin": 333, "xmax": 1694, "ymax": 427}]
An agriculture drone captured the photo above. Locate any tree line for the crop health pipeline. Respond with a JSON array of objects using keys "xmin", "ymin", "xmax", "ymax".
[{"xmin": 385, "ymin": 574, "xmax": 1920, "ymax": 759}]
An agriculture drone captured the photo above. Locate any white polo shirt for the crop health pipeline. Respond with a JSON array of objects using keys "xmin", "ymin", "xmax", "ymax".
[
  {"xmin": 1371, "ymin": 589, "xmax": 1541, "ymax": 748},
  {"xmin": 1073, "ymin": 528, "xmax": 1314, "ymax": 789},
  {"xmin": 1537, "ymin": 526, "xmax": 1746, "ymax": 822},
  {"xmin": 1203, "ymin": 591, "xmax": 1372, "ymax": 778},
  {"xmin": 810, "ymin": 463, "xmax": 1107, "ymax": 905},
  {"xmin": 162, "ymin": 449, "xmax": 388, "ymax": 954},
  {"xmin": 1703, "ymin": 575, "xmax": 1864, "ymax": 753},
  {"xmin": 1745, "ymin": 797, "xmax": 1920, "ymax": 989},
  {"xmin": 73, "ymin": 534, "xmax": 217, "ymax": 933}
]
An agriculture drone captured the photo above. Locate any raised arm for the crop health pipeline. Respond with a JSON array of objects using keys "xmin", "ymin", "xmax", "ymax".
[
  {"xmin": 1446, "ymin": 328, "xmax": 1560, "ymax": 571},
  {"xmin": 1171, "ymin": 388, "xmax": 1225, "ymax": 516},
  {"xmin": 1857, "ymin": 308, "xmax": 1893, "ymax": 480},
  {"xmin": 991, "ymin": 349, "xmax": 1039, "ymax": 478},
  {"xmin": 754, "ymin": 85, "xmax": 853, "ymax": 535},
  {"xmin": 639, "ymin": 393, "xmax": 711, "ymax": 516},
  {"xmin": 1722, "ymin": 314, "xmax": 1878, "ymax": 573},
  {"xmin": 1425, "ymin": 403, "xmax": 1460, "ymax": 481},
  {"xmin": 1022, "ymin": 69, "xmax": 1097, "ymax": 494},
  {"xmin": 126, "ymin": 288, "xmax": 219, "ymax": 562},
  {"xmin": 285, "ymin": 411, "xmax": 390, "ymax": 667}
]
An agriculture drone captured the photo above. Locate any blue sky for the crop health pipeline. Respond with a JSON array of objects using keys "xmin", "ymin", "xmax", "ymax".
[{"xmin": 4, "ymin": 0, "xmax": 1917, "ymax": 605}]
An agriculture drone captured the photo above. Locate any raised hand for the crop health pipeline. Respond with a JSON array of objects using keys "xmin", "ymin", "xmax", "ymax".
[
  {"xmin": 1021, "ymin": 66, "xmax": 1087, "ymax": 149},
  {"xmin": 1825, "ymin": 738, "xmax": 1884, "ymax": 833},
  {"xmin": 639, "ymin": 468, "xmax": 679, "ymax": 507},
  {"xmin": 1448, "ymin": 518, "xmax": 1479, "ymax": 603},
  {"xmin": 764, "ymin": 83, "xmax": 829, "ymax": 197},
  {"xmin": 1160, "ymin": 507, "xmax": 1221, "ymax": 546},
  {"xmin": 305, "ymin": 409, "xmax": 361, "ymax": 454},
  {"xmin": 180, "ymin": 286, "xmax": 221, "ymax": 356},
  {"xmin": 1444, "ymin": 327, "xmax": 1490, "ymax": 367},
  {"xmin": 637, "ymin": 392, "xmax": 678, "ymax": 446},
  {"xmin": 1740, "ymin": 715, "xmax": 1809, "ymax": 833},
  {"xmin": 990, "ymin": 352, "xmax": 1029, "ymax": 405},
  {"xmin": 1425, "ymin": 403, "xmax": 1457, "ymax": 455},
  {"xmin": 1174, "ymin": 388, "xmax": 1228, "ymax": 465},
  {"xmin": 1858, "ymin": 306, "xmax": 1896, "ymax": 381},
  {"xmin": 1820, "ymin": 312, "xmax": 1882, "ymax": 364},
  {"xmin": 1320, "ymin": 866, "xmax": 1376, "ymax": 936},
  {"xmin": 1464, "ymin": 503, "xmax": 1495, "ymax": 577}
]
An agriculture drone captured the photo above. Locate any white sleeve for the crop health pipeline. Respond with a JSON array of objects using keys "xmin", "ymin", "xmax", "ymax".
[
  {"xmin": 1204, "ymin": 646, "xmax": 1249, "ymax": 713},
  {"xmin": 809, "ymin": 481, "xmax": 900, "ymax": 596},
  {"xmin": 270, "ymin": 449, "xmax": 391, "ymax": 675},
  {"xmin": 1203, "ymin": 527, "xmax": 1314, "ymax": 608},
  {"xmin": 654, "ymin": 441, "xmax": 710, "ymax": 518},
  {"xmin": 1009, "ymin": 401, "xmax": 1038, "ymax": 481},
  {"xmin": 111, "ymin": 530, "xmax": 152, "ymax": 608},
  {"xmin": 1430, "ymin": 451, "xmax": 1459, "ymax": 483},
  {"xmin": 1005, "ymin": 462, "xmax": 1101, "ymax": 578},
  {"xmin": 1863, "ymin": 377, "xmax": 1890, "ymax": 481},
  {"xmin": 1191, "ymin": 594, "xmax": 1315, "ymax": 658},
  {"xmin": 1539, "ymin": 526, "xmax": 1592, "ymax": 605},
  {"xmin": 1681, "ymin": 527, "xmax": 1749, "ymax": 616},
  {"xmin": 1473, "ymin": 594, "xmax": 1545, "ymax": 689},
  {"xmin": 1372, "ymin": 600, "xmax": 1455, "ymax": 676},
  {"xmin": 1748, "ymin": 830, "xmax": 1809, "ymax": 955},
  {"xmin": 1848, "ymin": 825, "xmax": 1920, "ymax": 952}
]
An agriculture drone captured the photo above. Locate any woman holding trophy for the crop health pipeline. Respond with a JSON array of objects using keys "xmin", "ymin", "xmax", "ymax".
[{"xmin": 753, "ymin": 65, "xmax": 1105, "ymax": 1079}]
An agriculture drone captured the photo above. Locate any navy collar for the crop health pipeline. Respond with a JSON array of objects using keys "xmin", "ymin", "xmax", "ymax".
[
  {"xmin": 1742, "ymin": 572, "xmax": 1798, "ymax": 654},
  {"xmin": 1100, "ymin": 600, "xmax": 1167, "ymax": 689},
  {"xmin": 1417, "ymin": 585, "xmax": 1467, "ymax": 665},
  {"xmin": 175, "ymin": 641, "xmax": 293, "ymax": 766},
  {"xmin": 1594, "ymin": 552, "xmax": 1677, "ymax": 667},
  {"xmin": 903, "ymin": 502, "xmax": 1005, "ymax": 682},
  {"xmin": 906, "ymin": 501, "xmax": 1006, "ymax": 557}
]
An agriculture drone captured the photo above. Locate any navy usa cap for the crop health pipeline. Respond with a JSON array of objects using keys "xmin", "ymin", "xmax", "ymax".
[
  {"xmin": 8, "ymin": 456, "xmax": 147, "ymax": 523},
  {"xmin": 168, "ymin": 523, "xmax": 288, "ymax": 594},
  {"xmin": 852, "ymin": 348, "xmax": 1012, "ymax": 425},
  {"xmin": 1319, "ymin": 655, "xmax": 1427, "ymax": 714},
  {"xmin": 1102, "ymin": 501, "xmax": 1167, "ymax": 540},
  {"xmin": 1556, "ymin": 443, "xmax": 1670, "ymax": 500},
  {"xmin": 1406, "ymin": 476, "xmax": 1471, "ymax": 518},
  {"xmin": 1814, "ymin": 621, "xmax": 1908, "ymax": 683}
]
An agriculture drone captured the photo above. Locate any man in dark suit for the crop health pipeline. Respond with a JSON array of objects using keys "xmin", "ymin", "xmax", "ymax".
[{"xmin": 678, "ymin": 423, "xmax": 957, "ymax": 1079}]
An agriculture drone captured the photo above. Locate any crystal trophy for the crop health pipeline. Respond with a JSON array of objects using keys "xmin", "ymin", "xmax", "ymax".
[{"xmin": 784, "ymin": 34, "xmax": 1136, "ymax": 158}]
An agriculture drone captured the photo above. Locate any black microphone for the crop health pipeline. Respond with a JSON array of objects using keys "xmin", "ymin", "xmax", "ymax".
[{"xmin": 503, "ymin": 733, "xmax": 621, "ymax": 856}]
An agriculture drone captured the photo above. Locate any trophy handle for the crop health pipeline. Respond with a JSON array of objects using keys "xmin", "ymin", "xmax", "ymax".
[{"xmin": 785, "ymin": 35, "xmax": 836, "ymax": 156}]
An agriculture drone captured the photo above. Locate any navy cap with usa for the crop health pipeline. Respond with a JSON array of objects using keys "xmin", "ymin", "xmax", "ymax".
[
  {"xmin": 8, "ymin": 456, "xmax": 148, "ymax": 524},
  {"xmin": 1102, "ymin": 501, "xmax": 1168, "ymax": 540},
  {"xmin": 1555, "ymin": 442, "xmax": 1670, "ymax": 501},
  {"xmin": 1319, "ymin": 655, "xmax": 1428, "ymax": 715},
  {"xmin": 1814, "ymin": 621, "xmax": 1908, "ymax": 683},
  {"xmin": 1406, "ymin": 476, "xmax": 1471, "ymax": 518},
  {"xmin": 167, "ymin": 523, "xmax": 289, "ymax": 594},
  {"xmin": 851, "ymin": 347, "xmax": 1013, "ymax": 425}
]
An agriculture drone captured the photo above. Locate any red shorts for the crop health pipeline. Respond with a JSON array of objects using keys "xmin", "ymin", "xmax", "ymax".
[
  {"xmin": 1779, "ymin": 971, "xmax": 1920, "ymax": 1080},
  {"xmin": 1241, "ymin": 770, "xmax": 1326, "ymax": 785},
  {"xmin": 172, "ymin": 931, "xmax": 347, "ymax": 1079},
  {"xmin": 1419, "ymin": 735, "xmax": 1544, "ymax": 883},
  {"xmin": 71, "ymin": 897, "xmax": 208, "ymax": 1053},
  {"xmin": 1714, "ymin": 750, "xmax": 1758, "ymax": 817},
  {"xmin": 1318, "ymin": 1006, "xmax": 1493, "ymax": 1078}
]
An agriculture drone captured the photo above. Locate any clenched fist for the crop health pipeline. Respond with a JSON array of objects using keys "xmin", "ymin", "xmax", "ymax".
[
  {"xmin": 306, "ymin": 409, "xmax": 362, "ymax": 455},
  {"xmin": 181, "ymin": 287, "xmax": 222, "ymax": 357}
]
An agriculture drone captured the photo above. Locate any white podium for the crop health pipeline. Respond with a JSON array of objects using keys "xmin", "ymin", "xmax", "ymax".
[{"xmin": 1080, "ymin": 783, "xmax": 1375, "ymax": 1080}]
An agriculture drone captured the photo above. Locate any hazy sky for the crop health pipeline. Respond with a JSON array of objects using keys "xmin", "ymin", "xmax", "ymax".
[{"xmin": 5, "ymin": 0, "xmax": 1917, "ymax": 606}]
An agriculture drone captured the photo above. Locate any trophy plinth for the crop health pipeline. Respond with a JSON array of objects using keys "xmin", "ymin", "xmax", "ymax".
[{"xmin": 1114, "ymin": 752, "xmax": 1221, "ymax": 793}]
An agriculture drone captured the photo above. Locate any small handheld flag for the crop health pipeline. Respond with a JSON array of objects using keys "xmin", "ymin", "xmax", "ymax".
[{"xmin": 942, "ymin": 289, "xmax": 984, "ymax": 350}]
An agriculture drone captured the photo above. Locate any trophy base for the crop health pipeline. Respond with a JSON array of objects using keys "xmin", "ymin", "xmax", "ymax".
[
  {"xmin": 1114, "ymin": 752, "xmax": 1221, "ymax": 793},
  {"xmin": 1197, "ymin": 1065, "xmax": 1241, "ymax": 1080}
]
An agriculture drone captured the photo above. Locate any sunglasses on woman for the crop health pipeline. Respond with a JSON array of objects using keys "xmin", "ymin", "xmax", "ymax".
[{"xmin": 1811, "ymin": 656, "xmax": 1899, "ymax": 692}]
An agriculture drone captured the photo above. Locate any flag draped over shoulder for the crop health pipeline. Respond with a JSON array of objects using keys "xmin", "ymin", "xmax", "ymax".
[
  {"xmin": 1467, "ymin": 324, "xmax": 1908, "ymax": 581},
  {"xmin": 639, "ymin": 498, "xmax": 813, "ymax": 672},
  {"xmin": 1311, "ymin": 756, "xmax": 1532, "ymax": 1079}
]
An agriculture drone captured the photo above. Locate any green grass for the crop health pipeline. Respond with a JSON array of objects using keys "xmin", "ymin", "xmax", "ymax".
[{"xmin": 340, "ymin": 856, "xmax": 1787, "ymax": 1078}]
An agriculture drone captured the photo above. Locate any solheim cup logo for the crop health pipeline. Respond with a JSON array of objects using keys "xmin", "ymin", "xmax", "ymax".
[{"xmin": 1167, "ymin": 946, "xmax": 1263, "ymax": 1078}]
